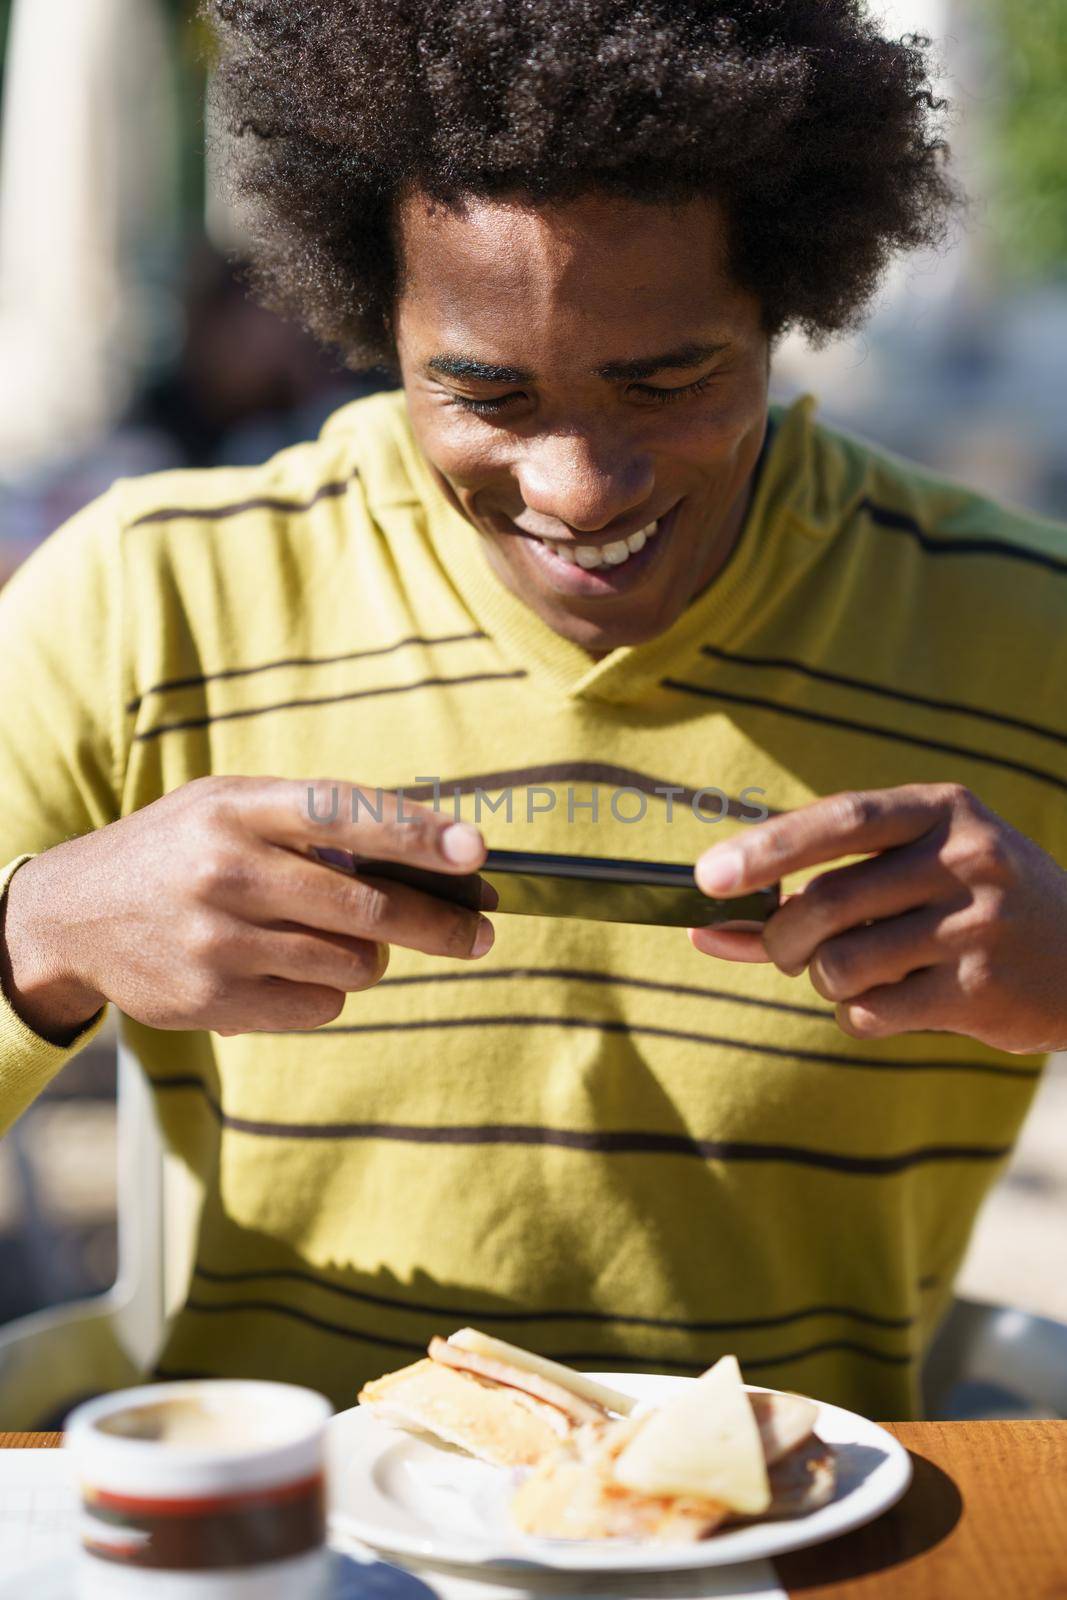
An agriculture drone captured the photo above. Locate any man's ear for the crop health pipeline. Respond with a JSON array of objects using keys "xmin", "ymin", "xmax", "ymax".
[{"xmin": 378, "ymin": 306, "xmax": 402, "ymax": 384}]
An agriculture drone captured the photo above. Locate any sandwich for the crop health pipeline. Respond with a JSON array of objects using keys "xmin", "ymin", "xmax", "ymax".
[
  {"xmin": 356, "ymin": 1327, "xmax": 638, "ymax": 1468},
  {"xmin": 359, "ymin": 1333, "xmax": 837, "ymax": 1543}
]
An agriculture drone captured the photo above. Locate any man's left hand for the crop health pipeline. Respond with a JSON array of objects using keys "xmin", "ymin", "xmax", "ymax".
[{"xmin": 690, "ymin": 783, "xmax": 1067, "ymax": 1053}]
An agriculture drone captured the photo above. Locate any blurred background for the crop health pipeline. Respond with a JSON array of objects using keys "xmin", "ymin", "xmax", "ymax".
[{"xmin": 0, "ymin": 0, "xmax": 1064, "ymax": 1333}]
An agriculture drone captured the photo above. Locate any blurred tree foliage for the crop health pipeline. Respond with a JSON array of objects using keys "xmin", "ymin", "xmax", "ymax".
[
  {"xmin": 977, "ymin": 0, "xmax": 1067, "ymax": 281},
  {"xmin": 172, "ymin": 2, "xmax": 211, "ymax": 224}
]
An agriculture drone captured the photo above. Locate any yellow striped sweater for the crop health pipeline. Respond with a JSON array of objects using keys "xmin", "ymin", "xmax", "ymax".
[{"xmin": 2, "ymin": 388, "xmax": 1066, "ymax": 1419}]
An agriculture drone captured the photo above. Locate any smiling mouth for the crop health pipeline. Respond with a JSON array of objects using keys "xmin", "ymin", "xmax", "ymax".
[{"xmin": 523, "ymin": 518, "xmax": 662, "ymax": 572}]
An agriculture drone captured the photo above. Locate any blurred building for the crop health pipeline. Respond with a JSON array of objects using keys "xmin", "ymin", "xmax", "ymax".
[{"xmin": 0, "ymin": 0, "xmax": 381, "ymax": 581}]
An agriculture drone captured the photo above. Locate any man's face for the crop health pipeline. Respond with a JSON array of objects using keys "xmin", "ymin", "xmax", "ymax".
[{"xmin": 395, "ymin": 190, "xmax": 770, "ymax": 653}]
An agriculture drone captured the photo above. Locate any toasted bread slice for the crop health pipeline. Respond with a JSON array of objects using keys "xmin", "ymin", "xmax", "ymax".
[
  {"xmin": 431, "ymin": 1331, "xmax": 633, "ymax": 1420},
  {"xmin": 358, "ymin": 1357, "xmax": 571, "ymax": 1468},
  {"xmin": 440, "ymin": 1329, "xmax": 637, "ymax": 1420},
  {"xmin": 358, "ymin": 1329, "xmax": 632, "ymax": 1469}
]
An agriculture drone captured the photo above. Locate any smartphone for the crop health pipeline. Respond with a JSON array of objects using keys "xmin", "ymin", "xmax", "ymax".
[{"xmin": 312, "ymin": 845, "xmax": 779, "ymax": 929}]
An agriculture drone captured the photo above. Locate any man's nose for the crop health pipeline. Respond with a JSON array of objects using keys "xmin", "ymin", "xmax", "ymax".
[{"xmin": 515, "ymin": 430, "xmax": 655, "ymax": 534}]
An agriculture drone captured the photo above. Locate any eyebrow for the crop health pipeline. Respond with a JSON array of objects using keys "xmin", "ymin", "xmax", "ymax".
[{"xmin": 425, "ymin": 340, "xmax": 728, "ymax": 386}]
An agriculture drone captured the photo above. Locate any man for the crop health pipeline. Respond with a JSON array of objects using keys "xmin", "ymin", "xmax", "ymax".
[{"xmin": 1, "ymin": 0, "xmax": 1065, "ymax": 1419}]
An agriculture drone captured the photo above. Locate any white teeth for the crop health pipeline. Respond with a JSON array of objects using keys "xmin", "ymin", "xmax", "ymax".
[{"xmin": 540, "ymin": 518, "xmax": 660, "ymax": 570}]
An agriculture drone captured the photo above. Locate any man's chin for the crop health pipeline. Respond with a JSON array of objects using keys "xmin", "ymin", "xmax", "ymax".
[{"xmin": 523, "ymin": 589, "xmax": 688, "ymax": 655}]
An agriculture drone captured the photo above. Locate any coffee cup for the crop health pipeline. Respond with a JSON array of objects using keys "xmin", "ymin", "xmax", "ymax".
[{"xmin": 65, "ymin": 1379, "xmax": 333, "ymax": 1595}]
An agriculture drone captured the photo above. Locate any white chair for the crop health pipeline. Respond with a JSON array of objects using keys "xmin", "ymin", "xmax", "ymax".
[{"xmin": 0, "ymin": 1021, "xmax": 173, "ymax": 1429}]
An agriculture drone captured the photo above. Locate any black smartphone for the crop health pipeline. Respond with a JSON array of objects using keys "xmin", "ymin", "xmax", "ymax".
[{"xmin": 312, "ymin": 845, "xmax": 779, "ymax": 929}]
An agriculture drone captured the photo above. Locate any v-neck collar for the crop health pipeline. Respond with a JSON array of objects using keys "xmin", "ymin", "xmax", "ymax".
[{"xmin": 380, "ymin": 391, "xmax": 818, "ymax": 703}]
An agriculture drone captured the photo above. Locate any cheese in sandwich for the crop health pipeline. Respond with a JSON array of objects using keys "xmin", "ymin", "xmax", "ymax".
[{"xmin": 511, "ymin": 1356, "xmax": 837, "ymax": 1542}]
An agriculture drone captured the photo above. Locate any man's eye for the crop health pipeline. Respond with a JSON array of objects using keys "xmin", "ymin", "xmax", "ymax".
[
  {"xmin": 450, "ymin": 392, "xmax": 525, "ymax": 416},
  {"xmin": 447, "ymin": 374, "xmax": 717, "ymax": 415},
  {"xmin": 631, "ymin": 374, "xmax": 717, "ymax": 405}
]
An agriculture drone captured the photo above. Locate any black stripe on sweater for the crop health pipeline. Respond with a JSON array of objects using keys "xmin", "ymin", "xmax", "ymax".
[
  {"xmin": 401, "ymin": 763, "xmax": 777, "ymax": 823},
  {"xmin": 128, "ymin": 473, "xmax": 358, "ymax": 528},
  {"xmin": 133, "ymin": 670, "xmax": 527, "ymax": 741},
  {"xmin": 192, "ymin": 1262, "xmax": 916, "ymax": 1333},
  {"xmin": 181, "ymin": 1298, "xmax": 911, "ymax": 1370},
  {"xmin": 699, "ymin": 644, "xmax": 1067, "ymax": 750},
  {"xmin": 126, "ymin": 632, "xmax": 487, "ymax": 713},
  {"xmin": 280, "ymin": 1012, "xmax": 1039, "ymax": 1080},
  {"xmin": 662, "ymin": 678, "xmax": 1067, "ymax": 797},
  {"xmin": 858, "ymin": 497, "xmax": 1067, "ymax": 575},
  {"xmin": 147, "ymin": 1080, "xmax": 1012, "ymax": 1174},
  {"xmin": 375, "ymin": 965, "xmax": 833, "ymax": 1022}
]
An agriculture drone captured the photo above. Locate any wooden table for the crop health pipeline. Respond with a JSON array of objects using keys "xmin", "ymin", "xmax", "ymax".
[{"xmin": 6, "ymin": 1423, "xmax": 1066, "ymax": 1596}]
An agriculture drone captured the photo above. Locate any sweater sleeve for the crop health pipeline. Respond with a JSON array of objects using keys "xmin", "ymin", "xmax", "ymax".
[{"xmin": 0, "ymin": 490, "xmax": 126, "ymax": 1130}]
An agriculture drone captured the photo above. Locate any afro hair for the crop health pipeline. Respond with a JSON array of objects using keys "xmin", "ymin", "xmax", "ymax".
[{"xmin": 206, "ymin": 0, "xmax": 960, "ymax": 369}]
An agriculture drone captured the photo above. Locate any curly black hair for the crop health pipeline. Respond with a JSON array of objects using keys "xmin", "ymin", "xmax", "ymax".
[{"xmin": 206, "ymin": 0, "xmax": 959, "ymax": 369}]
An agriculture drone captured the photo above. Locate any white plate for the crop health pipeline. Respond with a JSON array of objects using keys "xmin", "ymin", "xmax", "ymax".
[{"xmin": 326, "ymin": 1373, "xmax": 912, "ymax": 1574}]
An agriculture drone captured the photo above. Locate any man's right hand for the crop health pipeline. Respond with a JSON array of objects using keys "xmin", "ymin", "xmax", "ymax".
[{"xmin": 0, "ymin": 776, "xmax": 495, "ymax": 1044}]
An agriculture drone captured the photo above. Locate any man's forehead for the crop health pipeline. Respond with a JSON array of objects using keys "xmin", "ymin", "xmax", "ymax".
[
  {"xmin": 397, "ymin": 189, "xmax": 732, "ymax": 286},
  {"xmin": 395, "ymin": 188, "xmax": 746, "ymax": 354}
]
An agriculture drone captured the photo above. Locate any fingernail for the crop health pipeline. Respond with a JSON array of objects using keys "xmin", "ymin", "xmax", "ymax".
[
  {"xmin": 471, "ymin": 916, "xmax": 495, "ymax": 958},
  {"xmin": 311, "ymin": 845, "xmax": 356, "ymax": 874},
  {"xmin": 441, "ymin": 822, "xmax": 483, "ymax": 866},
  {"xmin": 478, "ymin": 878, "xmax": 500, "ymax": 911},
  {"xmin": 696, "ymin": 847, "xmax": 743, "ymax": 895}
]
